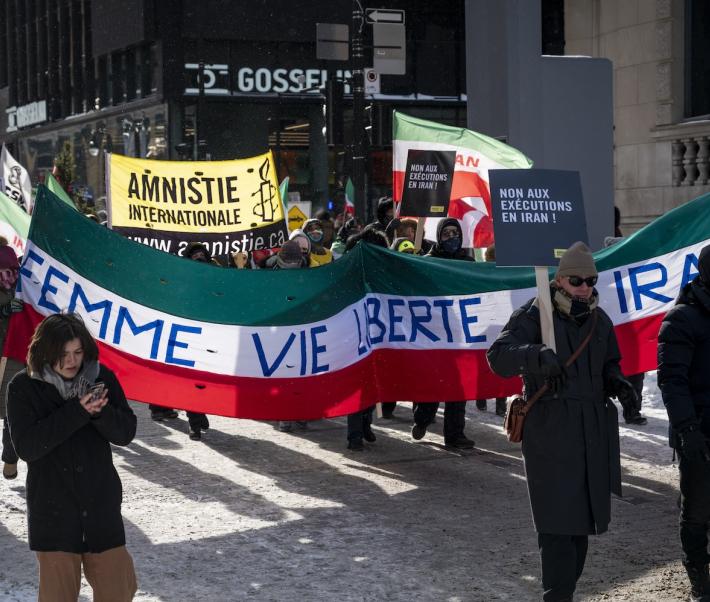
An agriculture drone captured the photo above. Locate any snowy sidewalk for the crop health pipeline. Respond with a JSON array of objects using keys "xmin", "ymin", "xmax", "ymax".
[{"xmin": 0, "ymin": 372, "xmax": 691, "ymax": 601}]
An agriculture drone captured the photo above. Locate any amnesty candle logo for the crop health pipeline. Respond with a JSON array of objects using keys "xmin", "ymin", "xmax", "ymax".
[{"xmin": 107, "ymin": 151, "xmax": 288, "ymax": 260}]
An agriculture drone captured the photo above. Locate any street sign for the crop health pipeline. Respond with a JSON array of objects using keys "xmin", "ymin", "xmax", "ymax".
[
  {"xmin": 366, "ymin": 8, "xmax": 405, "ymax": 24},
  {"xmin": 316, "ymin": 23, "xmax": 349, "ymax": 61},
  {"xmin": 364, "ymin": 68, "xmax": 380, "ymax": 94},
  {"xmin": 373, "ymin": 23, "xmax": 406, "ymax": 75},
  {"xmin": 288, "ymin": 202, "xmax": 311, "ymax": 231}
]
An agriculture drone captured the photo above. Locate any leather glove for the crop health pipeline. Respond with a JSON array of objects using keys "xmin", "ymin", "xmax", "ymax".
[
  {"xmin": 677, "ymin": 423, "xmax": 710, "ymax": 463},
  {"xmin": 607, "ymin": 375, "xmax": 638, "ymax": 414},
  {"xmin": 538, "ymin": 348, "xmax": 567, "ymax": 394},
  {"xmin": 9, "ymin": 298, "xmax": 23, "ymax": 313}
]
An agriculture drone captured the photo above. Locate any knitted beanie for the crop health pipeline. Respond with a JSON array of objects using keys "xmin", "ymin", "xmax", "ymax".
[{"xmin": 556, "ymin": 241, "xmax": 597, "ymax": 277}]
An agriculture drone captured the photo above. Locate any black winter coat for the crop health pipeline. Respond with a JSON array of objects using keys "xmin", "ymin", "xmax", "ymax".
[
  {"xmin": 658, "ymin": 278, "xmax": 710, "ymax": 441},
  {"xmin": 487, "ymin": 298, "xmax": 623, "ymax": 535},
  {"xmin": 7, "ymin": 364, "xmax": 136, "ymax": 553}
]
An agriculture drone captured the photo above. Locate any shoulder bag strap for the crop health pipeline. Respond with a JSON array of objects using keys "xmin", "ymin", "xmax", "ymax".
[{"xmin": 521, "ymin": 309, "xmax": 599, "ymax": 414}]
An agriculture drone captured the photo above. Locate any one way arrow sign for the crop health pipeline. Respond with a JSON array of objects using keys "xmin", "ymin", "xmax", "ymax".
[{"xmin": 366, "ymin": 8, "xmax": 405, "ymax": 24}]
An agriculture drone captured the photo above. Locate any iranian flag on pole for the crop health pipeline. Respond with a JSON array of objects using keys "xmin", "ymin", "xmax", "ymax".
[
  {"xmin": 392, "ymin": 111, "xmax": 533, "ymax": 247},
  {"xmin": 5, "ymin": 186, "xmax": 710, "ymax": 420},
  {"xmin": 344, "ymin": 178, "xmax": 356, "ymax": 215},
  {"xmin": 0, "ymin": 190, "xmax": 30, "ymax": 257}
]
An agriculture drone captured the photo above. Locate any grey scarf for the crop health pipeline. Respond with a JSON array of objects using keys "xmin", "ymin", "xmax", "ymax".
[{"xmin": 33, "ymin": 361, "xmax": 101, "ymax": 400}]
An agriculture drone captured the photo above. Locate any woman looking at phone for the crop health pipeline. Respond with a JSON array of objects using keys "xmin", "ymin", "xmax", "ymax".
[{"xmin": 7, "ymin": 313, "xmax": 137, "ymax": 601}]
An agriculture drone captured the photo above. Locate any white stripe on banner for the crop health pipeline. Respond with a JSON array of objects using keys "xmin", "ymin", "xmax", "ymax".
[{"xmin": 16, "ymin": 240, "xmax": 708, "ymax": 379}]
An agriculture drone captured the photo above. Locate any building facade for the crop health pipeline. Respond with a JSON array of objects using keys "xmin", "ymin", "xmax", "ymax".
[
  {"xmin": 0, "ymin": 0, "xmax": 467, "ymax": 217},
  {"xmin": 565, "ymin": 0, "xmax": 710, "ymax": 231}
]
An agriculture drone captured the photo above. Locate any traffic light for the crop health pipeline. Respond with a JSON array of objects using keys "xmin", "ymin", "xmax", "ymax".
[{"xmin": 325, "ymin": 79, "xmax": 344, "ymax": 146}]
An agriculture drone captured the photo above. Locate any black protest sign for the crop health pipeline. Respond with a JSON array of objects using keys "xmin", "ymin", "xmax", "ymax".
[
  {"xmin": 489, "ymin": 169, "xmax": 588, "ymax": 267},
  {"xmin": 399, "ymin": 150, "xmax": 456, "ymax": 217}
]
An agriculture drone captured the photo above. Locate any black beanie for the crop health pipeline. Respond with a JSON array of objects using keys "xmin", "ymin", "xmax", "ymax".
[{"xmin": 698, "ymin": 244, "xmax": 710, "ymax": 284}]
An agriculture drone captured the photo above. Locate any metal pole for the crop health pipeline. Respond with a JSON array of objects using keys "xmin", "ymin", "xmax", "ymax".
[
  {"xmin": 351, "ymin": 0, "xmax": 366, "ymax": 223},
  {"xmin": 194, "ymin": 59, "xmax": 204, "ymax": 160}
]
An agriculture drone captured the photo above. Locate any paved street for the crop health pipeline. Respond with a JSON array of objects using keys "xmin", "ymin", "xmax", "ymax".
[{"xmin": 0, "ymin": 373, "xmax": 692, "ymax": 601}]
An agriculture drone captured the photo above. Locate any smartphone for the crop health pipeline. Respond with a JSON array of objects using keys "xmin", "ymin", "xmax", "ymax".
[{"xmin": 89, "ymin": 382, "xmax": 106, "ymax": 401}]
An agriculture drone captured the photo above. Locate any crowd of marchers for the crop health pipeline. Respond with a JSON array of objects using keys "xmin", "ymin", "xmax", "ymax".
[{"xmin": 0, "ymin": 197, "xmax": 709, "ymax": 602}]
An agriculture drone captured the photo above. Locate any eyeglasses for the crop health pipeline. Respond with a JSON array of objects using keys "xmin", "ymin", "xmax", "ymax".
[
  {"xmin": 567, "ymin": 275, "xmax": 598, "ymax": 287},
  {"xmin": 0, "ymin": 268, "xmax": 17, "ymax": 280}
]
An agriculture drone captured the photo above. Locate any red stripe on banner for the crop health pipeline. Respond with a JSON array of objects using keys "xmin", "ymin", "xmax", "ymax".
[
  {"xmin": 2, "ymin": 305, "xmax": 666, "ymax": 420},
  {"xmin": 615, "ymin": 311, "xmax": 663, "ymax": 376}
]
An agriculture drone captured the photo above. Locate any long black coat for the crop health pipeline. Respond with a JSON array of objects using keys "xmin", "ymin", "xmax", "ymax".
[
  {"xmin": 658, "ymin": 278, "xmax": 710, "ymax": 440},
  {"xmin": 7, "ymin": 364, "xmax": 136, "ymax": 553},
  {"xmin": 487, "ymin": 298, "xmax": 623, "ymax": 535}
]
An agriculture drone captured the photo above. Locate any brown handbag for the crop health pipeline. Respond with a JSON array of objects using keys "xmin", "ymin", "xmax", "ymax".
[{"xmin": 504, "ymin": 310, "xmax": 598, "ymax": 443}]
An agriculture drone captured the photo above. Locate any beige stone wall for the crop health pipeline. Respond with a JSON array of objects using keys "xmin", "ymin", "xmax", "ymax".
[{"xmin": 564, "ymin": 0, "xmax": 710, "ymax": 233}]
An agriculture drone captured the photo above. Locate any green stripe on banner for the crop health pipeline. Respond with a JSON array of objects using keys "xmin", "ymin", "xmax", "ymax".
[
  {"xmin": 30, "ymin": 186, "xmax": 367, "ymax": 325},
  {"xmin": 594, "ymin": 192, "xmax": 710, "ymax": 269}
]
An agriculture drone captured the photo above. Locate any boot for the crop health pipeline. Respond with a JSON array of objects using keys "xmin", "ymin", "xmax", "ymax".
[
  {"xmin": 685, "ymin": 562, "xmax": 710, "ymax": 601},
  {"xmin": 495, "ymin": 398, "xmax": 507, "ymax": 417}
]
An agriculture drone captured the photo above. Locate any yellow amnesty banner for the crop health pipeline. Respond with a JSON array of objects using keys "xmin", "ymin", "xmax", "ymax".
[{"xmin": 107, "ymin": 151, "xmax": 288, "ymax": 259}]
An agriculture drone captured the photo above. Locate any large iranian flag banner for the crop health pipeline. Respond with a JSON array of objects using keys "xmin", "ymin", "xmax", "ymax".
[
  {"xmin": 4, "ymin": 186, "xmax": 709, "ymax": 420},
  {"xmin": 392, "ymin": 111, "xmax": 533, "ymax": 247}
]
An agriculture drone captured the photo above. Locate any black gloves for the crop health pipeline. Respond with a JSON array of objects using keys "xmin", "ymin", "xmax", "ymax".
[
  {"xmin": 538, "ymin": 348, "xmax": 567, "ymax": 394},
  {"xmin": 677, "ymin": 422, "xmax": 710, "ymax": 463},
  {"xmin": 606, "ymin": 375, "xmax": 639, "ymax": 414}
]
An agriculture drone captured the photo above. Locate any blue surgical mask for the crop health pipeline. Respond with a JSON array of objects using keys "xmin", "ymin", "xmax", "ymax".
[
  {"xmin": 307, "ymin": 230, "xmax": 324, "ymax": 244},
  {"xmin": 441, "ymin": 237, "xmax": 461, "ymax": 254}
]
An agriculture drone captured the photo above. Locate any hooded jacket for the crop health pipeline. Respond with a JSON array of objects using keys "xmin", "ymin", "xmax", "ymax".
[
  {"xmin": 426, "ymin": 218, "xmax": 474, "ymax": 261},
  {"xmin": 658, "ymin": 276, "xmax": 710, "ymax": 441},
  {"xmin": 370, "ymin": 196, "xmax": 394, "ymax": 232}
]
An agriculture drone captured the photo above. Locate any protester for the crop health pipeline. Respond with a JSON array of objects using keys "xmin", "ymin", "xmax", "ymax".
[
  {"xmin": 487, "ymin": 241, "xmax": 635, "ymax": 602},
  {"xmin": 330, "ymin": 217, "xmax": 361, "ymax": 259},
  {"xmin": 302, "ymin": 218, "xmax": 333, "ymax": 266},
  {"xmin": 315, "ymin": 209, "xmax": 336, "ymax": 249},
  {"xmin": 605, "ymin": 207, "xmax": 647, "ymax": 425},
  {"xmin": 411, "ymin": 218, "xmax": 475, "ymax": 449},
  {"xmin": 342, "ymin": 228, "xmax": 388, "ymax": 444},
  {"xmin": 370, "ymin": 196, "xmax": 394, "ymax": 232},
  {"xmin": 181, "ymin": 242, "xmax": 214, "ymax": 440},
  {"xmin": 475, "ymin": 243, "xmax": 507, "ymax": 417},
  {"xmin": 7, "ymin": 313, "xmax": 137, "ymax": 601},
  {"xmin": 289, "ymin": 229, "xmax": 319, "ymax": 267},
  {"xmin": 0, "ymin": 245, "xmax": 25, "ymax": 479},
  {"xmin": 274, "ymin": 241, "xmax": 310, "ymax": 432},
  {"xmin": 658, "ymin": 243, "xmax": 710, "ymax": 602},
  {"xmin": 345, "ymin": 224, "xmax": 389, "ymax": 252},
  {"xmin": 384, "ymin": 217, "xmax": 418, "ymax": 246}
]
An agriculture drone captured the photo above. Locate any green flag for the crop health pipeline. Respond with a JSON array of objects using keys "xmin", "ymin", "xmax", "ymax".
[
  {"xmin": 45, "ymin": 172, "xmax": 78, "ymax": 209},
  {"xmin": 279, "ymin": 177, "xmax": 289, "ymax": 209}
]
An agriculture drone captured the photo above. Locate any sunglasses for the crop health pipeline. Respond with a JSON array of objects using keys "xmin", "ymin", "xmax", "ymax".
[{"xmin": 566, "ymin": 275, "xmax": 598, "ymax": 287}]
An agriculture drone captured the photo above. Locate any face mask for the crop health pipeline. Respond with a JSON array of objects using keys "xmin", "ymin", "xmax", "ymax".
[
  {"xmin": 307, "ymin": 230, "xmax": 324, "ymax": 244},
  {"xmin": 441, "ymin": 237, "xmax": 461, "ymax": 254},
  {"xmin": 570, "ymin": 298, "xmax": 591, "ymax": 319}
]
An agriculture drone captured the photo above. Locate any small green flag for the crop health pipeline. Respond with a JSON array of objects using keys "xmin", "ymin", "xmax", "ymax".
[
  {"xmin": 344, "ymin": 178, "xmax": 355, "ymax": 215},
  {"xmin": 279, "ymin": 177, "xmax": 289, "ymax": 209},
  {"xmin": 45, "ymin": 173, "xmax": 78, "ymax": 209}
]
